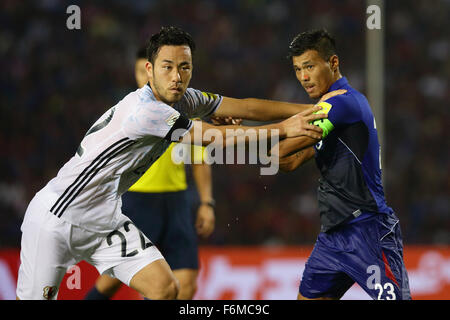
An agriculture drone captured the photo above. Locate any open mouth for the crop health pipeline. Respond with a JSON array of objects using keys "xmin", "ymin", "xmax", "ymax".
[
  {"xmin": 169, "ymin": 87, "xmax": 182, "ymax": 94},
  {"xmin": 304, "ymin": 85, "xmax": 315, "ymax": 94}
]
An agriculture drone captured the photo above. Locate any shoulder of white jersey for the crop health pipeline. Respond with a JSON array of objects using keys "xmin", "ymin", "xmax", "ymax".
[
  {"xmin": 120, "ymin": 88, "xmax": 184, "ymax": 141},
  {"xmin": 184, "ymin": 87, "xmax": 221, "ymax": 104},
  {"xmin": 137, "ymin": 84, "xmax": 157, "ymax": 103},
  {"xmin": 178, "ymin": 87, "xmax": 222, "ymax": 119}
]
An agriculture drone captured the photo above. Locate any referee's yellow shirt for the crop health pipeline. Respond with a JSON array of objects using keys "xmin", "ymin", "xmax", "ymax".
[{"xmin": 128, "ymin": 143, "xmax": 205, "ymax": 193}]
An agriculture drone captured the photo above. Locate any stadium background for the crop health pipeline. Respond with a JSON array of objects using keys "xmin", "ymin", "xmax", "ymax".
[{"xmin": 0, "ymin": 0, "xmax": 448, "ymax": 299}]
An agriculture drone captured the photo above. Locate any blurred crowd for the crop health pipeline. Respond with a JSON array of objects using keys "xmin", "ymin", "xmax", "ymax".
[{"xmin": 0, "ymin": 0, "xmax": 448, "ymax": 248}]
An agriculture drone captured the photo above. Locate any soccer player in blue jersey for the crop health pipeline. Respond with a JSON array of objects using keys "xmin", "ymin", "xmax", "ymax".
[{"xmin": 273, "ymin": 29, "xmax": 411, "ymax": 300}]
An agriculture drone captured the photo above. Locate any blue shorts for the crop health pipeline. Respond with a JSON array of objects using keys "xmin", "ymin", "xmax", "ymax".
[
  {"xmin": 299, "ymin": 213, "xmax": 411, "ymax": 300},
  {"xmin": 121, "ymin": 190, "xmax": 199, "ymax": 270}
]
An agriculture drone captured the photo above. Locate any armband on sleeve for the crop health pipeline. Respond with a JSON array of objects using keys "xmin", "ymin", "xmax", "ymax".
[{"xmin": 311, "ymin": 101, "xmax": 334, "ymax": 139}]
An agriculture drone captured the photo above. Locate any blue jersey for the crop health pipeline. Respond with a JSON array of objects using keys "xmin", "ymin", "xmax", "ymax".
[{"xmin": 313, "ymin": 77, "xmax": 393, "ymax": 232}]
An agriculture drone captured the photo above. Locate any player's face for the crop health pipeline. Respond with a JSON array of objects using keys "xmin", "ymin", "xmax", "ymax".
[
  {"xmin": 146, "ymin": 45, "xmax": 193, "ymax": 105},
  {"xmin": 292, "ymin": 50, "xmax": 339, "ymax": 100},
  {"xmin": 135, "ymin": 58, "xmax": 149, "ymax": 88}
]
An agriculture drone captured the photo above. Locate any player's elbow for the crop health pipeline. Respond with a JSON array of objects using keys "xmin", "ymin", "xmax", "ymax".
[
  {"xmin": 271, "ymin": 145, "xmax": 296, "ymax": 172},
  {"xmin": 279, "ymin": 161, "xmax": 296, "ymax": 172}
]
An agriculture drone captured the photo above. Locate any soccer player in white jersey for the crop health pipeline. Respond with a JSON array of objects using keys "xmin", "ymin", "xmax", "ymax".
[{"xmin": 16, "ymin": 26, "xmax": 341, "ymax": 300}]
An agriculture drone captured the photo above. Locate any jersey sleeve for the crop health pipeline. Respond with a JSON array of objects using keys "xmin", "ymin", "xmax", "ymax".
[
  {"xmin": 122, "ymin": 101, "xmax": 193, "ymax": 141},
  {"xmin": 181, "ymin": 88, "xmax": 223, "ymax": 119},
  {"xmin": 312, "ymin": 94, "xmax": 362, "ymax": 138}
]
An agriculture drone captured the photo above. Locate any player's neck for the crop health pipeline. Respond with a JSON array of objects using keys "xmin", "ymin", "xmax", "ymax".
[
  {"xmin": 326, "ymin": 72, "xmax": 343, "ymax": 92},
  {"xmin": 332, "ymin": 70, "xmax": 343, "ymax": 83},
  {"xmin": 319, "ymin": 72, "xmax": 344, "ymax": 101}
]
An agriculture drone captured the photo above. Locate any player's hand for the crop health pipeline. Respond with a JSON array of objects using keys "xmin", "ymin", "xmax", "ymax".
[
  {"xmin": 211, "ymin": 116, "xmax": 243, "ymax": 126},
  {"xmin": 319, "ymin": 89, "xmax": 347, "ymax": 102},
  {"xmin": 195, "ymin": 204, "xmax": 215, "ymax": 238},
  {"xmin": 282, "ymin": 105, "xmax": 326, "ymax": 139}
]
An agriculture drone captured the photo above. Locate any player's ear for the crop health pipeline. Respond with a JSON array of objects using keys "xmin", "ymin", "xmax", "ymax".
[
  {"xmin": 145, "ymin": 61, "xmax": 153, "ymax": 80},
  {"xmin": 329, "ymin": 55, "xmax": 339, "ymax": 72},
  {"xmin": 146, "ymin": 61, "xmax": 152, "ymax": 71}
]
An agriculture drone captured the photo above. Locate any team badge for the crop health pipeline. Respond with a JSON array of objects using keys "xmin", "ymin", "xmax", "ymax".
[
  {"xmin": 315, "ymin": 101, "xmax": 332, "ymax": 114},
  {"xmin": 165, "ymin": 112, "xmax": 180, "ymax": 126},
  {"xmin": 43, "ymin": 286, "xmax": 58, "ymax": 300}
]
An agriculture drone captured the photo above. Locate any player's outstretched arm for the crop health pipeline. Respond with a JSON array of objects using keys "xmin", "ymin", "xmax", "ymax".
[
  {"xmin": 213, "ymin": 96, "xmax": 313, "ymax": 121},
  {"xmin": 213, "ymin": 90, "xmax": 346, "ymax": 121},
  {"xmin": 179, "ymin": 105, "xmax": 326, "ymax": 147}
]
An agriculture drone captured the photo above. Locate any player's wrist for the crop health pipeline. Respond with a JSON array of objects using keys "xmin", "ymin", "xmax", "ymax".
[
  {"xmin": 272, "ymin": 123, "xmax": 286, "ymax": 138},
  {"xmin": 200, "ymin": 199, "xmax": 216, "ymax": 208}
]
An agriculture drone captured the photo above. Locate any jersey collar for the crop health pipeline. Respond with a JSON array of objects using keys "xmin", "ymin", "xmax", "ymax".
[{"xmin": 328, "ymin": 76, "xmax": 349, "ymax": 91}]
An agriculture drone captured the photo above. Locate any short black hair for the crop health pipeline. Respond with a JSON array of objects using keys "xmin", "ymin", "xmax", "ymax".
[
  {"xmin": 146, "ymin": 26, "xmax": 196, "ymax": 64},
  {"xmin": 288, "ymin": 29, "xmax": 337, "ymax": 61},
  {"xmin": 136, "ymin": 46, "xmax": 147, "ymax": 60}
]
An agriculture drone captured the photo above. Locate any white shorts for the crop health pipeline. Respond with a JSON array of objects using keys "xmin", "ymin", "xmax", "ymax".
[{"xmin": 16, "ymin": 194, "xmax": 164, "ymax": 300}]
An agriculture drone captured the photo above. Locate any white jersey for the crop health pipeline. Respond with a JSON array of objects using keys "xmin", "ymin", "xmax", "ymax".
[{"xmin": 37, "ymin": 85, "xmax": 222, "ymax": 232}]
